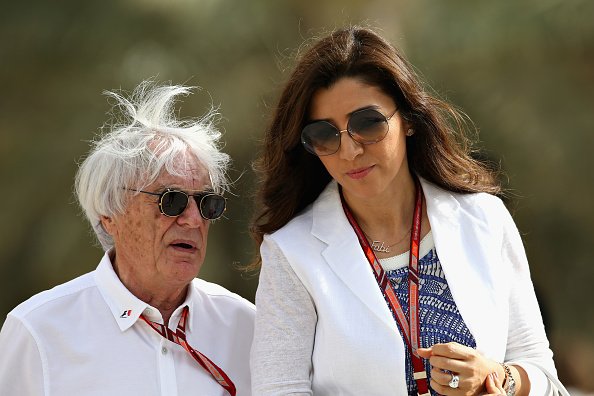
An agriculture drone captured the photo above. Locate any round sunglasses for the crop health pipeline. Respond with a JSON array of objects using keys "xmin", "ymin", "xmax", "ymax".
[
  {"xmin": 130, "ymin": 188, "xmax": 227, "ymax": 220},
  {"xmin": 301, "ymin": 107, "xmax": 398, "ymax": 156}
]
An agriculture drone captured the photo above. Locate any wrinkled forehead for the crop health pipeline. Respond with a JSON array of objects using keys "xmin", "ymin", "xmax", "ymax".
[{"xmin": 147, "ymin": 154, "xmax": 212, "ymax": 192}]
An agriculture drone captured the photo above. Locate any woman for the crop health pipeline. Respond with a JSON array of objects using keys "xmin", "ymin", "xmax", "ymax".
[{"xmin": 249, "ymin": 27, "xmax": 567, "ymax": 396}]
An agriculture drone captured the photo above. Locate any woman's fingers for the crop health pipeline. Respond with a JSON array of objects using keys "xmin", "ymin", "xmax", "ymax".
[
  {"xmin": 416, "ymin": 347, "xmax": 432, "ymax": 358},
  {"xmin": 427, "ymin": 354, "xmax": 468, "ymax": 373},
  {"xmin": 484, "ymin": 371, "xmax": 506, "ymax": 395},
  {"xmin": 429, "ymin": 367, "xmax": 459, "ymax": 388},
  {"xmin": 429, "ymin": 342, "xmax": 474, "ymax": 360},
  {"xmin": 419, "ymin": 343, "xmax": 470, "ymax": 374}
]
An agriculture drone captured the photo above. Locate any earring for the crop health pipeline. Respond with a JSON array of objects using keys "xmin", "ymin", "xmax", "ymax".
[{"xmin": 406, "ymin": 128, "xmax": 414, "ymax": 136}]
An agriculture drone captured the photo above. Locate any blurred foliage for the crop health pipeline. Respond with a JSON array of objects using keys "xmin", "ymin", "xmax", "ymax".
[{"xmin": 1, "ymin": 0, "xmax": 592, "ymax": 391}]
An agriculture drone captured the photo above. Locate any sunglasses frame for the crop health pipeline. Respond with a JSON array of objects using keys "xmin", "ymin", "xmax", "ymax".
[
  {"xmin": 129, "ymin": 188, "xmax": 227, "ymax": 220},
  {"xmin": 301, "ymin": 107, "xmax": 398, "ymax": 156}
]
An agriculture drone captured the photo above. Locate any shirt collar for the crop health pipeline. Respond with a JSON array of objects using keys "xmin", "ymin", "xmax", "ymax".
[
  {"xmin": 177, "ymin": 281, "xmax": 197, "ymax": 332},
  {"xmin": 93, "ymin": 251, "xmax": 197, "ymax": 332}
]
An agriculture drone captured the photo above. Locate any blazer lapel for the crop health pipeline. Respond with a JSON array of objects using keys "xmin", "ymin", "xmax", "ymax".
[
  {"xmin": 311, "ymin": 181, "xmax": 398, "ymax": 333},
  {"xmin": 420, "ymin": 178, "xmax": 503, "ymax": 358}
]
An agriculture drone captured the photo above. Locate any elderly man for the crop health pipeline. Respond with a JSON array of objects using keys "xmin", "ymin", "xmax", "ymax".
[{"xmin": 0, "ymin": 82, "xmax": 255, "ymax": 395}]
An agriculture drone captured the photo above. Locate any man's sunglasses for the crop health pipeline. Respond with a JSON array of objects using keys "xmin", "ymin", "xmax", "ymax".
[
  {"xmin": 130, "ymin": 188, "xmax": 226, "ymax": 220},
  {"xmin": 301, "ymin": 107, "xmax": 398, "ymax": 156}
]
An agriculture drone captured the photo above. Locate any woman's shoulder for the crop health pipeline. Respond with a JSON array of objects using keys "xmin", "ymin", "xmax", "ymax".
[
  {"xmin": 422, "ymin": 176, "xmax": 503, "ymax": 203},
  {"xmin": 265, "ymin": 181, "xmax": 338, "ymax": 246},
  {"xmin": 267, "ymin": 205, "xmax": 315, "ymax": 240},
  {"xmin": 421, "ymin": 178, "xmax": 509, "ymax": 223},
  {"xmin": 456, "ymin": 189, "xmax": 505, "ymax": 212},
  {"xmin": 265, "ymin": 195, "xmax": 324, "ymax": 251}
]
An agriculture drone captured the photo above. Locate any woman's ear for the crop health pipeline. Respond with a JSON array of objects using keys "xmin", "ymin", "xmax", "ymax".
[{"xmin": 399, "ymin": 110, "xmax": 415, "ymax": 135}]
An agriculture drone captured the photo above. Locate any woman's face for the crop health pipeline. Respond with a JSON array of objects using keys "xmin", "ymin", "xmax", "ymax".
[{"xmin": 307, "ymin": 77, "xmax": 411, "ymax": 203}]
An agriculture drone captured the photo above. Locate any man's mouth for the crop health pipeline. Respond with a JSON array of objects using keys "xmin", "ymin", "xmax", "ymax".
[{"xmin": 170, "ymin": 241, "xmax": 197, "ymax": 251}]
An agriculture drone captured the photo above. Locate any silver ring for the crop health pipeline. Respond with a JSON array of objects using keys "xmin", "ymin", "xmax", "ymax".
[{"xmin": 448, "ymin": 373, "xmax": 460, "ymax": 389}]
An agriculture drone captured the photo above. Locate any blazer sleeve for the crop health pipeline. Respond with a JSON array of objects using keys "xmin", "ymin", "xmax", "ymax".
[
  {"xmin": 250, "ymin": 235, "xmax": 317, "ymax": 396},
  {"xmin": 499, "ymin": 202, "xmax": 569, "ymax": 396},
  {"xmin": 0, "ymin": 315, "xmax": 45, "ymax": 395}
]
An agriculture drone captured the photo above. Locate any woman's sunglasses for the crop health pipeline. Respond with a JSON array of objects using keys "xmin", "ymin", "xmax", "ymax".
[
  {"xmin": 130, "ymin": 188, "xmax": 227, "ymax": 220},
  {"xmin": 301, "ymin": 107, "xmax": 398, "ymax": 156}
]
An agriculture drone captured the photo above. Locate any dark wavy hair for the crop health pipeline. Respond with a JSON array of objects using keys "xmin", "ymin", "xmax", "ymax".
[{"xmin": 250, "ymin": 26, "xmax": 501, "ymax": 267}]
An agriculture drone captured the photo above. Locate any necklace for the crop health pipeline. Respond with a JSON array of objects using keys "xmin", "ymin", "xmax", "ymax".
[{"xmin": 363, "ymin": 228, "xmax": 411, "ymax": 253}]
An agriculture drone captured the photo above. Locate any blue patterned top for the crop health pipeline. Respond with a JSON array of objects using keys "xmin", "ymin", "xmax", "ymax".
[{"xmin": 381, "ymin": 233, "xmax": 476, "ymax": 396}]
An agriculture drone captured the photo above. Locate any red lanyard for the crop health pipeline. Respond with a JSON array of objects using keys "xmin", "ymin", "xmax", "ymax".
[
  {"xmin": 140, "ymin": 306, "xmax": 237, "ymax": 396},
  {"xmin": 341, "ymin": 179, "xmax": 430, "ymax": 396}
]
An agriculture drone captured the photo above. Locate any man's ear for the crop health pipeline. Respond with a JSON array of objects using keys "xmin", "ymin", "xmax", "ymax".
[{"xmin": 100, "ymin": 216, "xmax": 116, "ymax": 236}]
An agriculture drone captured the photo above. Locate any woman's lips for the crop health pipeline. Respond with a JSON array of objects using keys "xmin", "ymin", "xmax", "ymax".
[{"xmin": 346, "ymin": 165, "xmax": 374, "ymax": 180}]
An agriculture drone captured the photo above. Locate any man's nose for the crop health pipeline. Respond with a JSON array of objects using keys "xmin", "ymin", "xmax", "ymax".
[{"xmin": 177, "ymin": 197, "xmax": 204, "ymax": 227}]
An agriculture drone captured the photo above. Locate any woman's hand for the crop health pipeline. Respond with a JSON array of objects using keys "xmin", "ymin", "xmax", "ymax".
[
  {"xmin": 485, "ymin": 371, "xmax": 506, "ymax": 395},
  {"xmin": 417, "ymin": 342, "xmax": 504, "ymax": 396}
]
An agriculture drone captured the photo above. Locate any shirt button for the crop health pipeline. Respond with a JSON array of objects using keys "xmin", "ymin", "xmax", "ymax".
[
  {"xmin": 161, "ymin": 347, "xmax": 168, "ymax": 355},
  {"xmin": 144, "ymin": 308, "xmax": 152, "ymax": 315}
]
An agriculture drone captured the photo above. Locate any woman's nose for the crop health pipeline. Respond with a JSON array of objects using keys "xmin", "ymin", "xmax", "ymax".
[{"xmin": 338, "ymin": 131, "xmax": 364, "ymax": 160}]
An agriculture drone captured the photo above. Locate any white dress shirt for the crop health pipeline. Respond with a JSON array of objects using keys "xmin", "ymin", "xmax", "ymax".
[{"xmin": 0, "ymin": 252, "xmax": 255, "ymax": 396}]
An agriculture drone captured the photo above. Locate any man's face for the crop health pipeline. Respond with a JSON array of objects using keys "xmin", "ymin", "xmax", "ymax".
[{"xmin": 102, "ymin": 156, "xmax": 213, "ymax": 296}]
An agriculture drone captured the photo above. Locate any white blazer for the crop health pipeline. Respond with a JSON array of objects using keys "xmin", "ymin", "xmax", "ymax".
[{"xmin": 251, "ymin": 179, "xmax": 567, "ymax": 395}]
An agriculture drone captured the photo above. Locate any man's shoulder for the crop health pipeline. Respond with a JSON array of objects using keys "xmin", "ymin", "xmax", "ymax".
[
  {"xmin": 9, "ymin": 272, "xmax": 97, "ymax": 321},
  {"xmin": 191, "ymin": 278, "xmax": 255, "ymax": 312}
]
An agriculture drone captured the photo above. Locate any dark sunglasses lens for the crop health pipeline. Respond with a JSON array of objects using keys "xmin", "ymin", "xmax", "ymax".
[
  {"xmin": 349, "ymin": 109, "xmax": 389, "ymax": 143},
  {"xmin": 161, "ymin": 191, "xmax": 188, "ymax": 216},
  {"xmin": 200, "ymin": 194, "xmax": 226, "ymax": 220},
  {"xmin": 301, "ymin": 122, "xmax": 340, "ymax": 156}
]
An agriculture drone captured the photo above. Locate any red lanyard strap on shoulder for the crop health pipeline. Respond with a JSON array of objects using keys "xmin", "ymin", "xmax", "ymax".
[
  {"xmin": 341, "ymin": 178, "xmax": 430, "ymax": 396},
  {"xmin": 140, "ymin": 306, "xmax": 237, "ymax": 396}
]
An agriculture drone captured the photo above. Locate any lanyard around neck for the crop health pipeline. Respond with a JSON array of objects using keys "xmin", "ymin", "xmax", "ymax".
[
  {"xmin": 140, "ymin": 306, "xmax": 237, "ymax": 396},
  {"xmin": 341, "ymin": 178, "xmax": 430, "ymax": 396}
]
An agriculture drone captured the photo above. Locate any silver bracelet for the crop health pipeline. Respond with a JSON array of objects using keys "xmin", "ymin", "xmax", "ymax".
[{"xmin": 501, "ymin": 363, "xmax": 516, "ymax": 396}]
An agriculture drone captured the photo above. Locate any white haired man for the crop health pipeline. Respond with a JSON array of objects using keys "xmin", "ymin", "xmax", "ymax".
[{"xmin": 0, "ymin": 82, "xmax": 255, "ymax": 395}]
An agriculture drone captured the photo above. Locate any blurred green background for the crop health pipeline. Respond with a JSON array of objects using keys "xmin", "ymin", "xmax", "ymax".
[{"xmin": 1, "ymin": 0, "xmax": 592, "ymax": 392}]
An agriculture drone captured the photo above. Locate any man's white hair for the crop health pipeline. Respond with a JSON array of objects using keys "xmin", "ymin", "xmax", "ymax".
[{"xmin": 75, "ymin": 81, "xmax": 230, "ymax": 250}]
